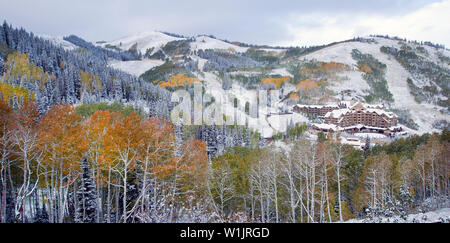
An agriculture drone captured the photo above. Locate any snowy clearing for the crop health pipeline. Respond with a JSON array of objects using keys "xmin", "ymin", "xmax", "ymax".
[
  {"xmin": 108, "ymin": 59, "xmax": 164, "ymax": 77},
  {"xmin": 98, "ymin": 31, "xmax": 185, "ymax": 55},
  {"xmin": 190, "ymin": 36, "xmax": 248, "ymax": 53},
  {"xmin": 38, "ymin": 34, "xmax": 78, "ymax": 51},
  {"xmin": 345, "ymin": 208, "xmax": 450, "ymax": 223}
]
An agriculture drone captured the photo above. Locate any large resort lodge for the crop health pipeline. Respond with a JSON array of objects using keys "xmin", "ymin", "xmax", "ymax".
[{"xmin": 293, "ymin": 101, "xmax": 401, "ymax": 135}]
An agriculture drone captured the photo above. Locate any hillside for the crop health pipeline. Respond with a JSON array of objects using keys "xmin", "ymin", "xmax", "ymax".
[
  {"xmin": 1, "ymin": 21, "xmax": 449, "ymax": 225},
  {"xmin": 98, "ymin": 32, "xmax": 449, "ymax": 136}
]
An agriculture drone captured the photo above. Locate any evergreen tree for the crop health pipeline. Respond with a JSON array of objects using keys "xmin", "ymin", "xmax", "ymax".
[
  {"xmin": 363, "ymin": 135, "xmax": 371, "ymax": 158},
  {"xmin": 75, "ymin": 155, "xmax": 98, "ymax": 223},
  {"xmin": 0, "ymin": 56, "xmax": 4, "ymax": 74}
]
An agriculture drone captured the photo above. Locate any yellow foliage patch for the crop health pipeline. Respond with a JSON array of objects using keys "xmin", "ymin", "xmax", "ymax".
[
  {"xmin": 299, "ymin": 61, "xmax": 350, "ymax": 77},
  {"xmin": 296, "ymin": 80, "xmax": 319, "ymax": 90},
  {"xmin": 3, "ymin": 52, "xmax": 53, "ymax": 90},
  {"xmin": 159, "ymin": 73, "xmax": 201, "ymax": 88},
  {"xmin": 261, "ymin": 76, "xmax": 290, "ymax": 89},
  {"xmin": 80, "ymin": 70, "xmax": 102, "ymax": 92},
  {"xmin": 0, "ymin": 82, "xmax": 35, "ymax": 105}
]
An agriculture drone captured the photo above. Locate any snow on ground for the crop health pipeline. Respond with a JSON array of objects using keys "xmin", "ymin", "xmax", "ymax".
[
  {"xmin": 228, "ymin": 71, "xmax": 262, "ymax": 77},
  {"xmin": 38, "ymin": 35, "xmax": 77, "ymax": 51},
  {"xmin": 267, "ymin": 113, "xmax": 309, "ymax": 134},
  {"xmin": 190, "ymin": 55, "xmax": 208, "ymax": 71},
  {"xmin": 98, "ymin": 31, "xmax": 185, "ymax": 55},
  {"xmin": 200, "ymin": 71, "xmax": 308, "ymax": 138},
  {"xmin": 271, "ymin": 140, "xmax": 293, "ymax": 154},
  {"xmin": 329, "ymin": 70, "xmax": 370, "ymax": 98},
  {"xmin": 353, "ymin": 133, "xmax": 387, "ymax": 139},
  {"xmin": 345, "ymin": 208, "xmax": 450, "ymax": 223},
  {"xmin": 190, "ymin": 36, "xmax": 248, "ymax": 53},
  {"xmin": 300, "ymin": 37, "xmax": 450, "ymax": 134},
  {"xmin": 269, "ymin": 68, "xmax": 293, "ymax": 77},
  {"xmin": 340, "ymin": 137, "xmax": 364, "ymax": 149},
  {"xmin": 108, "ymin": 59, "xmax": 164, "ymax": 77},
  {"xmin": 260, "ymin": 48, "xmax": 287, "ymax": 54}
]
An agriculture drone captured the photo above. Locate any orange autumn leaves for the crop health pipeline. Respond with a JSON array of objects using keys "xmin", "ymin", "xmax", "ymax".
[
  {"xmin": 159, "ymin": 73, "xmax": 201, "ymax": 88},
  {"xmin": 358, "ymin": 64, "xmax": 373, "ymax": 73},
  {"xmin": 261, "ymin": 76, "xmax": 290, "ymax": 89},
  {"xmin": 296, "ymin": 79, "xmax": 319, "ymax": 91},
  {"xmin": 34, "ymin": 103, "xmax": 208, "ymax": 186},
  {"xmin": 299, "ymin": 61, "xmax": 350, "ymax": 77}
]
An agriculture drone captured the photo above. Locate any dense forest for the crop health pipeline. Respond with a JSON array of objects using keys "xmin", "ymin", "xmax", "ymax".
[{"xmin": 0, "ymin": 21, "xmax": 171, "ymax": 117}]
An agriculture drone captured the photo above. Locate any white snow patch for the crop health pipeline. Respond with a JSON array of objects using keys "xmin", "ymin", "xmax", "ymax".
[
  {"xmin": 345, "ymin": 208, "xmax": 450, "ymax": 223},
  {"xmin": 353, "ymin": 133, "xmax": 387, "ymax": 139},
  {"xmin": 269, "ymin": 68, "xmax": 293, "ymax": 78},
  {"xmin": 108, "ymin": 59, "xmax": 164, "ymax": 77},
  {"xmin": 38, "ymin": 35, "xmax": 77, "ymax": 51},
  {"xmin": 98, "ymin": 31, "xmax": 185, "ymax": 55},
  {"xmin": 190, "ymin": 36, "xmax": 248, "ymax": 53}
]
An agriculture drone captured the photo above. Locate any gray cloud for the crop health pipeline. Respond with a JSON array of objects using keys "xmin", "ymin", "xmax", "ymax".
[{"xmin": 0, "ymin": 0, "xmax": 445, "ymax": 47}]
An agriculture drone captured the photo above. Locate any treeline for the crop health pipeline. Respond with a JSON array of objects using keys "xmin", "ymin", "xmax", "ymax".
[
  {"xmin": 198, "ymin": 49, "xmax": 261, "ymax": 72},
  {"xmin": 210, "ymin": 131, "xmax": 449, "ymax": 222}
]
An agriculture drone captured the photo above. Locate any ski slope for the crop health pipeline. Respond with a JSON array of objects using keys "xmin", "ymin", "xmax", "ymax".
[
  {"xmin": 190, "ymin": 36, "xmax": 248, "ymax": 53},
  {"xmin": 301, "ymin": 37, "xmax": 450, "ymax": 134}
]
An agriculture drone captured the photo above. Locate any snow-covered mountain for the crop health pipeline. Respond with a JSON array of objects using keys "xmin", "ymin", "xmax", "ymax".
[
  {"xmin": 299, "ymin": 36, "xmax": 450, "ymax": 134},
  {"xmin": 90, "ymin": 32, "xmax": 449, "ymax": 137},
  {"xmin": 38, "ymin": 34, "xmax": 78, "ymax": 51},
  {"xmin": 96, "ymin": 30, "xmax": 185, "ymax": 55}
]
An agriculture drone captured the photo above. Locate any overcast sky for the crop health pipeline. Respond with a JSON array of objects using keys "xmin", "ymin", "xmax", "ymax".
[{"xmin": 1, "ymin": 0, "xmax": 449, "ymax": 47}]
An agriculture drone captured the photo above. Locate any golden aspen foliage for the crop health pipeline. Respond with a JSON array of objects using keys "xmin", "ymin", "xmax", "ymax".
[
  {"xmin": 179, "ymin": 139, "xmax": 209, "ymax": 197},
  {"xmin": 261, "ymin": 76, "xmax": 290, "ymax": 89},
  {"xmin": 359, "ymin": 64, "xmax": 373, "ymax": 73},
  {"xmin": 16, "ymin": 101, "xmax": 39, "ymax": 130},
  {"xmin": 104, "ymin": 112, "xmax": 142, "ymax": 171},
  {"xmin": 0, "ymin": 81, "xmax": 35, "ymax": 105},
  {"xmin": 3, "ymin": 52, "xmax": 52, "ymax": 90},
  {"xmin": 0, "ymin": 98, "xmax": 16, "ymax": 133},
  {"xmin": 159, "ymin": 73, "xmax": 201, "ymax": 88},
  {"xmin": 296, "ymin": 79, "xmax": 319, "ymax": 90},
  {"xmin": 38, "ymin": 104, "xmax": 86, "ymax": 179},
  {"xmin": 139, "ymin": 118, "xmax": 175, "ymax": 166}
]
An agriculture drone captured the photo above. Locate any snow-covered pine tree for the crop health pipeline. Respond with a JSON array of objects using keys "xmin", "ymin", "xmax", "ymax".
[
  {"xmin": 363, "ymin": 135, "xmax": 371, "ymax": 158},
  {"xmin": 75, "ymin": 155, "xmax": 98, "ymax": 223},
  {"xmin": 245, "ymin": 119, "xmax": 251, "ymax": 148},
  {"xmin": 0, "ymin": 56, "xmax": 4, "ymax": 74},
  {"xmin": 216, "ymin": 125, "xmax": 226, "ymax": 155},
  {"xmin": 206, "ymin": 123, "xmax": 218, "ymax": 162},
  {"xmin": 233, "ymin": 126, "xmax": 243, "ymax": 147}
]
